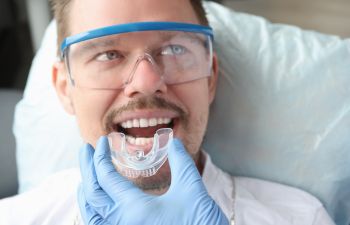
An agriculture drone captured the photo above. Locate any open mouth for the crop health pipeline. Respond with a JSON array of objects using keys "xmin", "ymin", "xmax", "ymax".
[{"xmin": 113, "ymin": 117, "xmax": 175, "ymax": 146}]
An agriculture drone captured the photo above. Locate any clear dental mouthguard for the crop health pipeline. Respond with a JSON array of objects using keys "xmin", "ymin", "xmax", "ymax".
[{"xmin": 108, "ymin": 128, "xmax": 173, "ymax": 178}]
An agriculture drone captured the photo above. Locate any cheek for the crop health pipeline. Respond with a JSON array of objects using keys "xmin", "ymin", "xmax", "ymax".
[
  {"xmin": 174, "ymin": 80, "xmax": 210, "ymax": 112},
  {"xmin": 172, "ymin": 80, "xmax": 211, "ymax": 154},
  {"xmin": 72, "ymin": 90, "xmax": 118, "ymax": 145}
]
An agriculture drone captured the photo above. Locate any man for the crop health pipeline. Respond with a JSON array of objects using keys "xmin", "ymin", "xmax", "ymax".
[{"xmin": 0, "ymin": 0, "xmax": 335, "ymax": 224}]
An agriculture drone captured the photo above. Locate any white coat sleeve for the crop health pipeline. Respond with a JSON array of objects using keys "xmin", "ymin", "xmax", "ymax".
[{"xmin": 0, "ymin": 168, "xmax": 80, "ymax": 225}]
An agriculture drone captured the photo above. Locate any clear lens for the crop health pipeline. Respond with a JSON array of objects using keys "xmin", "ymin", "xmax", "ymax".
[{"xmin": 64, "ymin": 30, "xmax": 212, "ymax": 89}]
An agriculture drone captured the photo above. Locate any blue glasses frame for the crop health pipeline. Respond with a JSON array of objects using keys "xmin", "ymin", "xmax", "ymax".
[{"xmin": 60, "ymin": 21, "xmax": 214, "ymax": 58}]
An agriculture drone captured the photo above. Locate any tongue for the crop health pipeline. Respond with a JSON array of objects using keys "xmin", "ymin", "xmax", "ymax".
[{"xmin": 125, "ymin": 124, "xmax": 169, "ymax": 138}]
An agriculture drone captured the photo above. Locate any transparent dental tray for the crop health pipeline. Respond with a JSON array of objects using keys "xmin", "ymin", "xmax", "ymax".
[{"xmin": 108, "ymin": 128, "xmax": 173, "ymax": 178}]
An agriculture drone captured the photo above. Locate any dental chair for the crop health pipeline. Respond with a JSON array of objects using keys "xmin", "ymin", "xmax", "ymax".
[
  {"xmin": 6, "ymin": 1, "xmax": 350, "ymax": 224},
  {"xmin": 0, "ymin": 89, "xmax": 21, "ymax": 199}
]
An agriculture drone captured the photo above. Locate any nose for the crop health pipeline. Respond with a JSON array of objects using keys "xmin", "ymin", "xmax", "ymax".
[{"xmin": 123, "ymin": 55, "xmax": 167, "ymax": 97}]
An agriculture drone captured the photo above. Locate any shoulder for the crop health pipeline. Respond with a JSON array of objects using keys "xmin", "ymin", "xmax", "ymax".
[
  {"xmin": 234, "ymin": 176, "xmax": 335, "ymax": 225},
  {"xmin": 235, "ymin": 176, "xmax": 322, "ymax": 207},
  {"xmin": 0, "ymin": 168, "xmax": 80, "ymax": 225}
]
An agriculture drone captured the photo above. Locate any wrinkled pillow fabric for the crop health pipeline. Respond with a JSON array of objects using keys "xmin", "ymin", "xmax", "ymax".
[
  {"xmin": 13, "ymin": 2, "xmax": 350, "ymax": 225},
  {"xmin": 203, "ymin": 2, "xmax": 350, "ymax": 225},
  {"xmin": 13, "ymin": 21, "xmax": 82, "ymax": 193}
]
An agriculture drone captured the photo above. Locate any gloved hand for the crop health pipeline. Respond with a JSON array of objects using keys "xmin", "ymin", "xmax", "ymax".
[{"xmin": 78, "ymin": 136, "xmax": 229, "ymax": 225}]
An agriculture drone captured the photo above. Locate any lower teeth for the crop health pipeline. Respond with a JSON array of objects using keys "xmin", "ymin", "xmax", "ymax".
[{"xmin": 126, "ymin": 135, "xmax": 153, "ymax": 145}]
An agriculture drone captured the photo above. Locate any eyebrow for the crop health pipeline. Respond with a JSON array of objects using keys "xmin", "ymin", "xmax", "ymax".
[
  {"xmin": 158, "ymin": 31, "xmax": 205, "ymax": 43},
  {"xmin": 70, "ymin": 31, "xmax": 206, "ymax": 57},
  {"xmin": 71, "ymin": 37, "xmax": 122, "ymax": 57}
]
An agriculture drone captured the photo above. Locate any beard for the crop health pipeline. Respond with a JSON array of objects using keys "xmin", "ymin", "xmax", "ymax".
[
  {"xmin": 131, "ymin": 161, "xmax": 172, "ymax": 194},
  {"xmin": 103, "ymin": 95, "xmax": 208, "ymax": 194}
]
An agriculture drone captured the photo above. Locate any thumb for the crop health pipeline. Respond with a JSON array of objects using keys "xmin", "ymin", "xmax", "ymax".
[
  {"xmin": 93, "ymin": 136, "xmax": 144, "ymax": 202},
  {"xmin": 167, "ymin": 138, "xmax": 202, "ymax": 190}
]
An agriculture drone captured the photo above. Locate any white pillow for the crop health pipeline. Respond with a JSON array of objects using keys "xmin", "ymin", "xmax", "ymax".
[
  {"xmin": 14, "ymin": 2, "xmax": 350, "ymax": 224},
  {"xmin": 202, "ymin": 2, "xmax": 350, "ymax": 225},
  {"xmin": 13, "ymin": 21, "xmax": 83, "ymax": 193}
]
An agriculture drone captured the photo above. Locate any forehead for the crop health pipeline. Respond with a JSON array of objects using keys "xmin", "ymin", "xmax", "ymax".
[{"xmin": 69, "ymin": 0, "xmax": 200, "ymax": 35}]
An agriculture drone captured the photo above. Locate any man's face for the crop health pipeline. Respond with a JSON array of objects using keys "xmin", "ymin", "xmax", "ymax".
[{"xmin": 53, "ymin": 0, "xmax": 218, "ymax": 194}]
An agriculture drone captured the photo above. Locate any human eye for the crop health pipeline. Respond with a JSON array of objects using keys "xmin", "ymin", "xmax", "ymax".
[
  {"xmin": 160, "ymin": 45, "xmax": 187, "ymax": 56},
  {"xmin": 95, "ymin": 50, "xmax": 123, "ymax": 62}
]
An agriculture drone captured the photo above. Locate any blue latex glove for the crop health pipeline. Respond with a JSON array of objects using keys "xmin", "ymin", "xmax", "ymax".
[{"xmin": 78, "ymin": 136, "xmax": 229, "ymax": 225}]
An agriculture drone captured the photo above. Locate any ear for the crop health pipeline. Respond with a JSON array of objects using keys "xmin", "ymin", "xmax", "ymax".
[
  {"xmin": 208, "ymin": 53, "xmax": 219, "ymax": 104},
  {"xmin": 52, "ymin": 61, "xmax": 75, "ymax": 115}
]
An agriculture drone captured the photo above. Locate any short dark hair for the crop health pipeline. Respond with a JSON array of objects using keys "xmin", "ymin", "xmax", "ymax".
[{"xmin": 50, "ymin": 0, "xmax": 209, "ymax": 55}]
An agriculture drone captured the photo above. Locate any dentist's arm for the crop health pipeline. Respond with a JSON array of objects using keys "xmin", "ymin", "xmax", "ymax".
[{"xmin": 78, "ymin": 137, "xmax": 229, "ymax": 225}]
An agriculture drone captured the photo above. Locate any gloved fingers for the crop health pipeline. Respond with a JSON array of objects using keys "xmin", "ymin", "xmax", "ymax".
[
  {"xmin": 78, "ymin": 184, "xmax": 105, "ymax": 225},
  {"xmin": 79, "ymin": 143, "xmax": 114, "ymax": 216},
  {"xmin": 93, "ymin": 136, "xmax": 146, "ymax": 202},
  {"xmin": 79, "ymin": 143, "xmax": 103, "ymax": 197},
  {"xmin": 167, "ymin": 138, "xmax": 203, "ymax": 190}
]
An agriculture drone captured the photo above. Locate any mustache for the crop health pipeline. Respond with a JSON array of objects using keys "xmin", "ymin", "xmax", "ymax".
[{"xmin": 104, "ymin": 96, "xmax": 188, "ymax": 133}]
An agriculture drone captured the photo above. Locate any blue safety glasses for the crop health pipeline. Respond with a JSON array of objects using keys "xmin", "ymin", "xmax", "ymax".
[{"xmin": 60, "ymin": 22, "xmax": 214, "ymax": 90}]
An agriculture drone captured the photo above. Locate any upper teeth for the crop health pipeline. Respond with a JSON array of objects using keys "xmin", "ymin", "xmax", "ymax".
[{"xmin": 120, "ymin": 117, "xmax": 172, "ymax": 129}]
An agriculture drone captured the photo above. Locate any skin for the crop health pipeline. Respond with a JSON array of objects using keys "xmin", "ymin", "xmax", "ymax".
[{"xmin": 53, "ymin": 0, "xmax": 218, "ymax": 194}]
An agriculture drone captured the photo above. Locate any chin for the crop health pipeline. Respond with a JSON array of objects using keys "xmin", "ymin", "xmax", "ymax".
[{"xmin": 130, "ymin": 160, "xmax": 172, "ymax": 195}]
